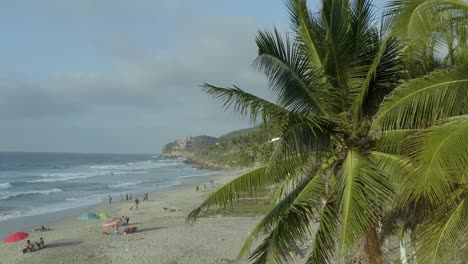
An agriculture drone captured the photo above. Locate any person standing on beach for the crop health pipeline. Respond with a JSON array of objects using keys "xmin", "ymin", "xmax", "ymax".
[
  {"xmin": 196, "ymin": 185, "xmax": 199, "ymax": 192},
  {"xmin": 134, "ymin": 198, "xmax": 139, "ymax": 209},
  {"xmin": 108, "ymin": 195, "xmax": 112, "ymax": 204},
  {"xmin": 120, "ymin": 194, "xmax": 123, "ymax": 201},
  {"xmin": 126, "ymin": 193, "xmax": 128, "ymax": 200},
  {"xmin": 129, "ymin": 193, "xmax": 132, "ymax": 200}
]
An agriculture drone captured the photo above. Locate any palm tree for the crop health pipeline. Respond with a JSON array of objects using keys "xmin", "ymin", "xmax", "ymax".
[{"xmin": 187, "ymin": 0, "xmax": 468, "ymax": 263}]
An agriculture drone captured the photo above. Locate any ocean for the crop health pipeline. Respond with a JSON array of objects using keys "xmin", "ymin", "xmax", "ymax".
[{"xmin": 0, "ymin": 152, "xmax": 217, "ymax": 223}]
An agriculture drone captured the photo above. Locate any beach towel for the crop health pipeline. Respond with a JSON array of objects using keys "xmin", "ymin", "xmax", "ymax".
[{"xmin": 124, "ymin": 227, "xmax": 137, "ymax": 234}]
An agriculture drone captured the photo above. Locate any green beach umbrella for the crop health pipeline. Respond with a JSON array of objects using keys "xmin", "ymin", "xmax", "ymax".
[{"xmin": 97, "ymin": 213, "xmax": 111, "ymax": 220}]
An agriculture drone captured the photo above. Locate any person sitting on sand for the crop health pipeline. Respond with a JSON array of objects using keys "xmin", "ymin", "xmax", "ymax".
[
  {"xmin": 114, "ymin": 224, "xmax": 120, "ymax": 235},
  {"xmin": 34, "ymin": 237, "xmax": 45, "ymax": 249},
  {"xmin": 39, "ymin": 237, "xmax": 45, "ymax": 248},
  {"xmin": 33, "ymin": 225, "xmax": 50, "ymax": 232},
  {"xmin": 23, "ymin": 240, "xmax": 35, "ymax": 253}
]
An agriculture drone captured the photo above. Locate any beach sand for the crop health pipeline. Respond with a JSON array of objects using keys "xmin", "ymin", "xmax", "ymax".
[{"xmin": 0, "ymin": 170, "xmax": 270, "ymax": 264}]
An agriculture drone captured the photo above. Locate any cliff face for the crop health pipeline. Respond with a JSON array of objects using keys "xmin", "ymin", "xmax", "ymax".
[
  {"xmin": 161, "ymin": 135, "xmax": 218, "ymax": 158},
  {"xmin": 160, "ymin": 125, "xmax": 279, "ymax": 170}
]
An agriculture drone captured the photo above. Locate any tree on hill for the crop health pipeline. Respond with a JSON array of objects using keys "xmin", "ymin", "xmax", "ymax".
[{"xmin": 188, "ymin": 0, "xmax": 468, "ymax": 263}]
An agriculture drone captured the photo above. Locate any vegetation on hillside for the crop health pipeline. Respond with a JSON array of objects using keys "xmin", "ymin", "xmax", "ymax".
[
  {"xmin": 188, "ymin": 0, "xmax": 468, "ymax": 263},
  {"xmin": 188, "ymin": 125, "xmax": 280, "ymax": 169}
]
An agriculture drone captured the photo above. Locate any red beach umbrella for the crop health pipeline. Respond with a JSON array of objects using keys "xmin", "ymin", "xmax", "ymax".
[{"xmin": 3, "ymin": 232, "xmax": 29, "ymax": 243}]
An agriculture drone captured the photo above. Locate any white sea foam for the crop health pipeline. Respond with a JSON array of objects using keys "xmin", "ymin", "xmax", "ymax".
[
  {"xmin": 23, "ymin": 160, "xmax": 182, "ymax": 184},
  {"xmin": 0, "ymin": 188, "xmax": 62, "ymax": 200},
  {"xmin": 27, "ymin": 171, "xmax": 109, "ymax": 183},
  {"xmin": 0, "ymin": 182, "xmax": 12, "ymax": 189},
  {"xmin": 0, "ymin": 194, "xmax": 103, "ymax": 221},
  {"xmin": 176, "ymin": 172, "xmax": 219, "ymax": 179},
  {"xmin": 108, "ymin": 181, "xmax": 142, "ymax": 189}
]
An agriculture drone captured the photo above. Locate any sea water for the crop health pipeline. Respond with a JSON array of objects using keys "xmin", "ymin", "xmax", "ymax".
[{"xmin": 0, "ymin": 152, "xmax": 217, "ymax": 223}]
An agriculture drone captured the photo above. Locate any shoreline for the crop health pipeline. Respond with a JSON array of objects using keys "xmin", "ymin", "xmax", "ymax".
[
  {"xmin": 0, "ymin": 169, "xmax": 267, "ymax": 264},
  {"xmin": 0, "ymin": 168, "xmax": 222, "ymax": 238}
]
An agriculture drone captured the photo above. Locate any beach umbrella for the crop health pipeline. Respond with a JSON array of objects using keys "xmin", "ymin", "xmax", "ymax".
[
  {"xmin": 102, "ymin": 218, "xmax": 121, "ymax": 228},
  {"xmin": 97, "ymin": 213, "xmax": 111, "ymax": 220},
  {"xmin": 3, "ymin": 232, "xmax": 29, "ymax": 243},
  {"xmin": 79, "ymin": 213, "xmax": 97, "ymax": 220}
]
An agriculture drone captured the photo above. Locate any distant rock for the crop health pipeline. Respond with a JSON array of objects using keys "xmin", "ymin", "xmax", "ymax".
[{"xmin": 161, "ymin": 135, "xmax": 218, "ymax": 158}]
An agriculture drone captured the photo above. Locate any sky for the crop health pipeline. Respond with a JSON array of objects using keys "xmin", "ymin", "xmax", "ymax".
[{"xmin": 0, "ymin": 0, "xmax": 386, "ymax": 154}]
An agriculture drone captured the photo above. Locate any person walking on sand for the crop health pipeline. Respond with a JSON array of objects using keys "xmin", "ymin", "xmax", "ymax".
[
  {"xmin": 120, "ymin": 194, "xmax": 123, "ymax": 201},
  {"xmin": 108, "ymin": 195, "xmax": 112, "ymax": 204},
  {"xmin": 129, "ymin": 193, "xmax": 132, "ymax": 200},
  {"xmin": 126, "ymin": 193, "xmax": 128, "ymax": 201},
  {"xmin": 196, "ymin": 185, "xmax": 199, "ymax": 192},
  {"xmin": 134, "ymin": 198, "xmax": 139, "ymax": 210}
]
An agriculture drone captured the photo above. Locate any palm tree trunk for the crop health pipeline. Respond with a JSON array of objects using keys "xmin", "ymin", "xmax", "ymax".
[
  {"xmin": 362, "ymin": 226, "xmax": 383, "ymax": 264},
  {"xmin": 398, "ymin": 226, "xmax": 410, "ymax": 264},
  {"xmin": 399, "ymin": 237, "xmax": 408, "ymax": 264}
]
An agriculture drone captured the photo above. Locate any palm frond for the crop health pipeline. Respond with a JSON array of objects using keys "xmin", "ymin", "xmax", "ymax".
[
  {"xmin": 254, "ymin": 28, "xmax": 332, "ymax": 115},
  {"xmin": 321, "ymin": 0, "xmax": 355, "ymax": 111},
  {"xmin": 186, "ymin": 166, "xmax": 267, "ymax": 222},
  {"xmin": 374, "ymin": 129, "xmax": 417, "ymax": 154},
  {"xmin": 369, "ymin": 151, "xmax": 417, "ymax": 197},
  {"xmin": 202, "ymin": 84, "xmax": 290, "ymax": 123},
  {"xmin": 417, "ymin": 198, "xmax": 467, "ymax": 264},
  {"xmin": 373, "ymin": 66, "xmax": 468, "ymax": 130},
  {"xmin": 187, "ymin": 154, "xmax": 310, "ymax": 222},
  {"xmin": 306, "ymin": 200, "xmax": 339, "ymax": 264},
  {"xmin": 386, "ymin": 0, "xmax": 468, "ymax": 37},
  {"xmin": 270, "ymin": 175, "xmax": 295, "ymax": 208},
  {"xmin": 350, "ymin": 0, "xmax": 376, "ymax": 52},
  {"xmin": 336, "ymin": 150, "xmax": 393, "ymax": 256},
  {"xmin": 351, "ymin": 34, "xmax": 403, "ymax": 123},
  {"xmin": 241, "ymin": 174, "xmax": 326, "ymax": 263},
  {"xmin": 286, "ymin": 0, "xmax": 325, "ymax": 71},
  {"xmin": 400, "ymin": 115, "xmax": 468, "ymax": 204},
  {"xmin": 275, "ymin": 116, "xmax": 331, "ymax": 161}
]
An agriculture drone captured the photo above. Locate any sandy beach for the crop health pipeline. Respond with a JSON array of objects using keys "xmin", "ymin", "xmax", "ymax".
[{"xmin": 0, "ymin": 170, "xmax": 268, "ymax": 264}]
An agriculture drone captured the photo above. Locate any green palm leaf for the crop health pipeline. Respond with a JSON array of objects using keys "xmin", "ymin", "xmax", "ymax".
[
  {"xmin": 241, "ymin": 174, "xmax": 326, "ymax": 263},
  {"xmin": 374, "ymin": 129, "xmax": 417, "ymax": 154},
  {"xmin": 187, "ymin": 156, "xmax": 307, "ymax": 222},
  {"xmin": 286, "ymin": 0, "xmax": 325, "ymax": 71},
  {"xmin": 336, "ymin": 150, "xmax": 393, "ymax": 255},
  {"xmin": 202, "ymin": 84, "xmax": 291, "ymax": 123},
  {"xmin": 186, "ymin": 166, "xmax": 267, "ymax": 222},
  {"xmin": 401, "ymin": 115, "xmax": 468, "ymax": 204},
  {"xmin": 417, "ymin": 198, "xmax": 467, "ymax": 264},
  {"xmin": 321, "ymin": 0, "xmax": 355, "ymax": 111},
  {"xmin": 307, "ymin": 200, "xmax": 339, "ymax": 264},
  {"xmin": 254, "ymin": 28, "xmax": 332, "ymax": 115},
  {"xmin": 386, "ymin": 0, "xmax": 468, "ymax": 37},
  {"xmin": 369, "ymin": 151, "xmax": 417, "ymax": 197},
  {"xmin": 373, "ymin": 66, "xmax": 468, "ymax": 130},
  {"xmin": 351, "ymin": 34, "xmax": 403, "ymax": 123}
]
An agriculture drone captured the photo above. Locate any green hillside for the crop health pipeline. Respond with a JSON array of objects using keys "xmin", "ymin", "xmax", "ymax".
[
  {"xmin": 161, "ymin": 124, "xmax": 280, "ymax": 169},
  {"xmin": 187, "ymin": 124, "xmax": 279, "ymax": 169}
]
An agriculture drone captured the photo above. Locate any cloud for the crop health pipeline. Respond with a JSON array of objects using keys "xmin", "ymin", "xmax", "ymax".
[{"xmin": 0, "ymin": 5, "xmax": 274, "ymax": 153}]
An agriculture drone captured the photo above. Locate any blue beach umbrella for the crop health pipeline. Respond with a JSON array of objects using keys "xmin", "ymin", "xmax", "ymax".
[{"xmin": 79, "ymin": 213, "xmax": 97, "ymax": 220}]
